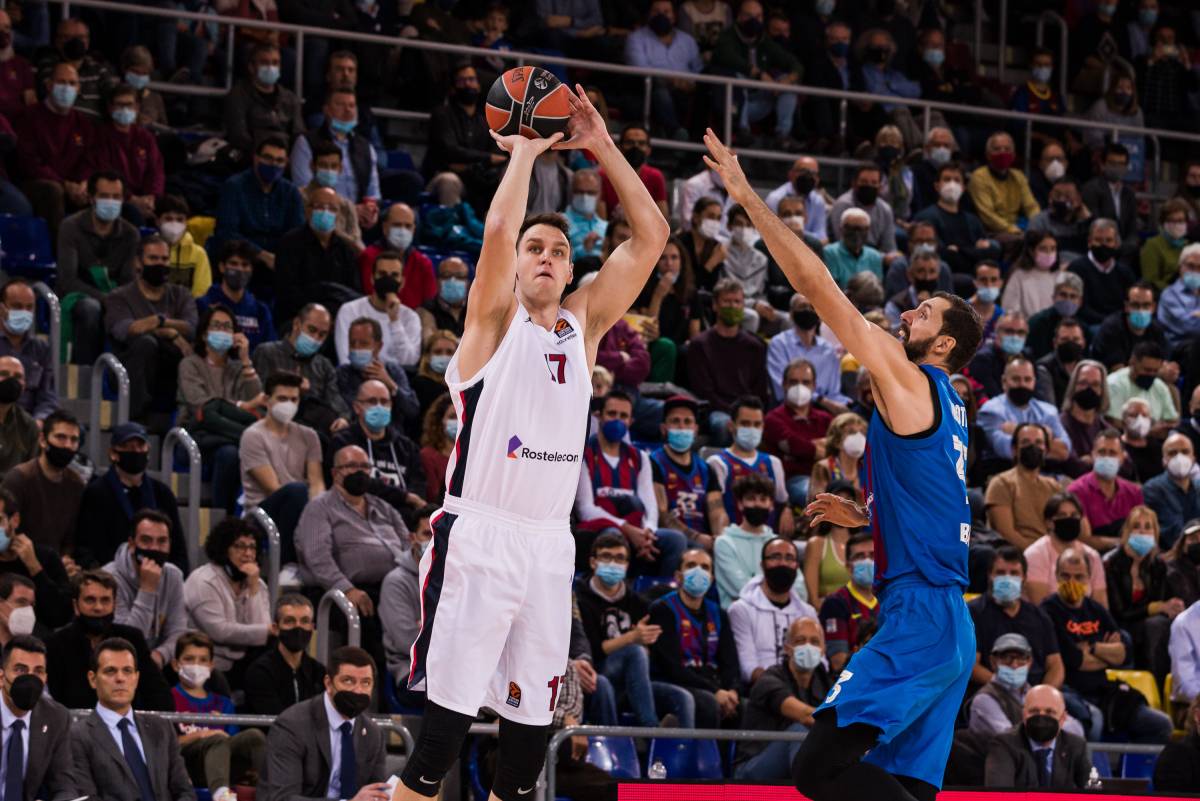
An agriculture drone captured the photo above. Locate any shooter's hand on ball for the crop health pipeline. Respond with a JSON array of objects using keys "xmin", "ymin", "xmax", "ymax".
[
  {"xmin": 806, "ymin": 493, "xmax": 869, "ymax": 528},
  {"xmin": 553, "ymin": 84, "xmax": 611, "ymax": 151},
  {"xmin": 489, "ymin": 128, "xmax": 562, "ymax": 156}
]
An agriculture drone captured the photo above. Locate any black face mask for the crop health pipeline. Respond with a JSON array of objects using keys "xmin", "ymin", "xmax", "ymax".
[
  {"xmin": 854, "ymin": 185, "xmax": 878, "ymax": 206},
  {"xmin": 342, "ymin": 470, "xmax": 370, "ymax": 497},
  {"xmin": 1188, "ymin": 185, "xmax": 1200, "ymax": 198},
  {"xmin": 1055, "ymin": 341, "xmax": 1084, "ymax": 364},
  {"xmin": 455, "ymin": 87, "xmax": 480, "ymax": 105},
  {"xmin": 737, "ymin": 17, "xmax": 762, "ymax": 39},
  {"xmin": 0, "ymin": 378, "xmax": 21, "ymax": 405},
  {"xmin": 278, "ymin": 626, "xmax": 313, "ymax": 653},
  {"xmin": 1073, "ymin": 386, "xmax": 1102, "ymax": 410},
  {"xmin": 1187, "ymin": 543, "xmax": 1200, "ymax": 565},
  {"xmin": 763, "ymin": 564, "xmax": 797, "ymax": 594},
  {"xmin": 1134, "ymin": 373, "xmax": 1157, "ymax": 390},
  {"xmin": 7, "ymin": 674, "xmax": 42, "ymax": 712},
  {"xmin": 913, "ymin": 278, "xmax": 938, "ymax": 294},
  {"xmin": 141, "ymin": 264, "xmax": 168, "ymax": 287},
  {"xmin": 648, "ymin": 13, "xmax": 673, "ymax": 36},
  {"xmin": 115, "ymin": 450, "xmax": 148, "ymax": 475},
  {"xmin": 877, "ymin": 146, "xmax": 900, "ymax": 167},
  {"xmin": 61, "ymin": 37, "xmax": 87, "ymax": 61},
  {"xmin": 623, "ymin": 147, "xmax": 647, "ymax": 169},
  {"xmin": 223, "ymin": 269, "xmax": 250, "ymax": 292},
  {"xmin": 792, "ymin": 309, "xmax": 819, "ymax": 330},
  {"xmin": 1025, "ymin": 713, "xmax": 1060, "ymax": 743},
  {"xmin": 1054, "ymin": 516, "xmax": 1081, "ymax": 541},
  {"xmin": 223, "ymin": 561, "xmax": 247, "ymax": 583},
  {"xmin": 374, "ymin": 274, "xmax": 401, "ymax": 301},
  {"xmin": 1051, "ymin": 200, "xmax": 1072, "ymax": 218},
  {"xmin": 1091, "ymin": 245, "xmax": 1118, "ymax": 263},
  {"xmin": 332, "ymin": 689, "xmax": 371, "ymax": 718},
  {"xmin": 1007, "ymin": 387, "xmax": 1035, "ymax": 407},
  {"xmin": 742, "ymin": 506, "xmax": 770, "ymax": 527},
  {"xmin": 793, "ymin": 174, "xmax": 816, "ymax": 196},
  {"xmin": 134, "ymin": 547, "xmax": 167, "ymax": 566},
  {"xmin": 867, "ymin": 46, "xmax": 890, "ymax": 64},
  {"xmin": 79, "ymin": 613, "xmax": 113, "ymax": 636},
  {"xmin": 1017, "ymin": 443, "xmax": 1044, "ymax": 470},
  {"xmin": 44, "ymin": 444, "xmax": 76, "ymax": 470}
]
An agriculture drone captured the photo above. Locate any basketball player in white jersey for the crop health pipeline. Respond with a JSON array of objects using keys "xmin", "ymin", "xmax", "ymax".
[{"xmin": 396, "ymin": 85, "xmax": 669, "ymax": 801}]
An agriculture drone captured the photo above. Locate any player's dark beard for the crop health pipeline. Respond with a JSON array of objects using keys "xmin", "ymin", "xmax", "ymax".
[{"xmin": 900, "ymin": 322, "xmax": 935, "ymax": 363}]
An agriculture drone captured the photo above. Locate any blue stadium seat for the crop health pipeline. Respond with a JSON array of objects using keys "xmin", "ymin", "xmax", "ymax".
[
  {"xmin": 1091, "ymin": 750, "xmax": 1113, "ymax": 778},
  {"xmin": 646, "ymin": 737, "xmax": 722, "ymax": 779},
  {"xmin": 1121, "ymin": 751, "xmax": 1157, "ymax": 779},
  {"xmin": 0, "ymin": 214, "xmax": 55, "ymax": 279},
  {"xmin": 384, "ymin": 149, "xmax": 416, "ymax": 171},
  {"xmin": 586, "ymin": 736, "xmax": 640, "ymax": 778},
  {"xmin": 633, "ymin": 575, "xmax": 676, "ymax": 595}
]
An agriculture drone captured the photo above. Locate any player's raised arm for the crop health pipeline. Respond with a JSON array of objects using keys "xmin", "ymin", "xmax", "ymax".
[{"xmin": 557, "ymin": 86, "xmax": 670, "ymax": 342}]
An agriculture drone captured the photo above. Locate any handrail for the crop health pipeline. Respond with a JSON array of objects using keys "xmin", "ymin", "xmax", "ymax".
[
  {"xmin": 30, "ymin": 281, "xmax": 61, "ymax": 396},
  {"xmin": 243, "ymin": 506, "xmax": 282, "ymax": 608},
  {"xmin": 88, "ymin": 353, "xmax": 129, "ymax": 467},
  {"xmin": 160, "ymin": 426, "xmax": 202, "ymax": 570},
  {"xmin": 996, "ymin": 0, "xmax": 1009, "ymax": 84},
  {"xmin": 317, "ymin": 588, "xmax": 360, "ymax": 665},
  {"xmin": 1035, "ymin": 11, "xmax": 1070, "ymax": 103}
]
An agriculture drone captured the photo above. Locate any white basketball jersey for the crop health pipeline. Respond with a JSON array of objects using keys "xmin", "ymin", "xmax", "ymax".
[{"xmin": 443, "ymin": 302, "xmax": 591, "ymax": 521}]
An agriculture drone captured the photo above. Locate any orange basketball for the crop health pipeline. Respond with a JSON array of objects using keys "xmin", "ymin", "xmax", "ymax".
[{"xmin": 485, "ymin": 66, "xmax": 571, "ymax": 139}]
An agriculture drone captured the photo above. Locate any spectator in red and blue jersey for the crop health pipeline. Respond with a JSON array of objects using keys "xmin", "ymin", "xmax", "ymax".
[
  {"xmin": 818, "ymin": 532, "xmax": 879, "ymax": 674},
  {"xmin": 707, "ymin": 395, "xmax": 793, "ymax": 538},
  {"xmin": 651, "ymin": 396, "xmax": 725, "ymax": 550}
]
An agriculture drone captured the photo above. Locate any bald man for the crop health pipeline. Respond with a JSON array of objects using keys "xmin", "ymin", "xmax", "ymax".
[
  {"xmin": 984, "ymin": 684, "xmax": 1090, "ymax": 788},
  {"xmin": 357, "ymin": 202, "xmax": 438, "ymax": 309},
  {"xmin": 765, "ymin": 156, "xmax": 829, "ymax": 243},
  {"xmin": 0, "ymin": 355, "xmax": 37, "ymax": 473},
  {"xmin": 733, "ymin": 617, "xmax": 832, "ymax": 781},
  {"xmin": 274, "ymin": 185, "xmax": 362, "ymax": 324}
]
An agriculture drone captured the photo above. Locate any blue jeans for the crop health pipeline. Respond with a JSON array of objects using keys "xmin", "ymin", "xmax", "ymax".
[
  {"xmin": 653, "ymin": 681, "xmax": 696, "ymax": 729},
  {"xmin": 741, "ymin": 86, "xmax": 797, "ymax": 137},
  {"xmin": 590, "ymin": 650, "xmax": 696, "ymax": 729},
  {"xmin": 602, "ymin": 645, "xmax": 658, "ymax": 727},
  {"xmin": 1063, "ymin": 685, "xmax": 1174, "ymax": 743},
  {"xmin": 586, "ymin": 674, "xmax": 618, "ymax": 725},
  {"xmin": 733, "ymin": 721, "xmax": 809, "ymax": 781},
  {"xmin": 786, "ymin": 475, "xmax": 810, "ymax": 506},
  {"xmin": 211, "ymin": 444, "xmax": 241, "ymax": 515}
]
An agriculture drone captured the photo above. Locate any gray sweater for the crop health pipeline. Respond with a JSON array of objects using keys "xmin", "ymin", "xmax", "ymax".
[
  {"xmin": 183, "ymin": 562, "xmax": 271, "ymax": 671},
  {"xmin": 55, "ymin": 210, "xmax": 139, "ymax": 300},
  {"xmin": 380, "ymin": 554, "xmax": 421, "ymax": 685},
  {"xmin": 103, "ymin": 281, "xmax": 198, "ymax": 345},
  {"xmin": 176, "ymin": 353, "xmax": 262, "ymax": 429},
  {"xmin": 103, "ymin": 542, "xmax": 188, "ymax": 665}
]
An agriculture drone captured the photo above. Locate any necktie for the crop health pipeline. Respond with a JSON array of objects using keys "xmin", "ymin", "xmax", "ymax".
[
  {"xmin": 1034, "ymin": 747, "xmax": 1051, "ymax": 787},
  {"xmin": 118, "ymin": 719, "xmax": 156, "ymax": 801},
  {"xmin": 339, "ymin": 722, "xmax": 357, "ymax": 799},
  {"xmin": 5, "ymin": 720, "xmax": 23, "ymax": 801}
]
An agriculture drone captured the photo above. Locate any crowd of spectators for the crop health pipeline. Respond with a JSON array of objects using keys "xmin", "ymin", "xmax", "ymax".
[{"xmin": 0, "ymin": 0, "xmax": 1195, "ymax": 797}]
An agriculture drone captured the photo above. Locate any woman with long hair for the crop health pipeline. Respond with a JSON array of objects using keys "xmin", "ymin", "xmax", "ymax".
[
  {"xmin": 631, "ymin": 235, "xmax": 696, "ymax": 382},
  {"xmin": 419, "ymin": 394, "xmax": 456, "ymax": 503},
  {"xmin": 1166, "ymin": 520, "xmax": 1200, "ymax": 607},
  {"xmin": 1001, "ymin": 230, "xmax": 1061, "ymax": 318},
  {"xmin": 411, "ymin": 329, "xmax": 460, "ymax": 412},
  {"xmin": 808, "ymin": 412, "xmax": 867, "ymax": 500}
]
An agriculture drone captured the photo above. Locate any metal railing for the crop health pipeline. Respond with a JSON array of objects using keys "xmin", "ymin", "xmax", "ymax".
[
  {"xmin": 1034, "ymin": 11, "xmax": 1069, "ymax": 103},
  {"xmin": 46, "ymin": 0, "xmax": 1200, "ymax": 184},
  {"xmin": 317, "ymin": 587, "xmax": 361, "ymax": 666},
  {"xmin": 31, "ymin": 281, "xmax": 61, "ymax": 395},
  {"xmin": 87, "ymin": 352, "xmax": 129, "ymax": 466},
  {"xmin": 243, "ymin": 505, "xmax": 282, "ymax": 608},
  {"xmin": 160, "ymin": 426, "xmax": 202, "ymax": 568}
]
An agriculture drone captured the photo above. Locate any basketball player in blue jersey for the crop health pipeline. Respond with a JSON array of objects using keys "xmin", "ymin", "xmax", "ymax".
[{"xmin": 704, "ymin": 131, "xmax": 984, "ymax": 801}]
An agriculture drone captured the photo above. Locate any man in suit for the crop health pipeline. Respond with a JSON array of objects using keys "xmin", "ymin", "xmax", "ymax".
[
  {"xmin": 984, "ymin": 684, "xmax": 1091, "ymax": 789},
  {"xmin": 260, "ymin": 646, "xmax": 390, "ymax": 801},
  {"xmin": 71, "ymin": 637, "xmax": 195, "ymax": 801},
  {"xmin": 1081, "ymin": 144, "xmax": 1138, "ymax": 260},
  {"xmin": 0, "ymin": 634, "xmax": 76, "ymax": 801}
]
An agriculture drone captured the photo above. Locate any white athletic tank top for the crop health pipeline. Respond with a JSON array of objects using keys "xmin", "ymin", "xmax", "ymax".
[{"xmin": 443, "ymin": 301, "xmax": 591, "ymax": 521}]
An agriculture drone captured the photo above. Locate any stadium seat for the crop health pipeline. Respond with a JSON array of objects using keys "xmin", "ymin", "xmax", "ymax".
[
  {"xmin": 1120, "ymin": 751, "xmax": 1158, "ymax": 779},
  {"xmin": 0, "ymin": 214, "xmax": 55, "ymax": 278},
  {"xmin": 1091, "ymin": 750, "xmax": 1113, "ymax": 778},
  {"xmin": 633, "ymin": 575, "xmax": 676, "ymax": 595},
  {"xmin": 646, "ymin": 738, "xmax": 723, "ymax": 779},
  {"xmin": 586, "ymin": 736, "xmax": 641, "ymax": 779},
  {"xmin": 1106, "ymin": 669, "xmax": 1163, "ymax": 711},
  {"xmin": 1163, "ymin": 674, "xmax": 1187, "ymax": 737}
]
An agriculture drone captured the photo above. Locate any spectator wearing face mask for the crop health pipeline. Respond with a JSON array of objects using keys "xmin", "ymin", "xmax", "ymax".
[
  {"xmin": 1028, "ymin": 177, "xmax": 1091, "ymax": 264},
  {"xmin": 764, "ymin": 359, "xmax": 833, "ymax": 505},
  {"xmin": 335, "ymin": 319, "xmax": 419, "ymax": 429},
  {"xmin": 1035, "ymin": 319, "xmax": 1088, "ymax": 410},
  {"xmin": 290, "ymin": 88, "xmax": 380, "ymax": 232},
  {"xmin": 765, "ymin": 156, "xmax": 828, "ymax": 243},
  {"xmin": 1166, "ymin": 521, "xmax": 1200, "ymax": 606},
  {"xmin": 969, "ymin": 132, "xmax": 1041, "ymax": 243},
  {"xmin": 808, "ymin": 414, "xmax": 867, "ymax": 503},
  {"xmin": 565, "ymin": 169, "xmax": 607, "ymax": 260},
  {"xmin": 0, "ymin": 280, "xmax": 50, "ymax": 424},
  {"xmin": 331, "ymin": 378, "xmax": 424, "ymax": 512},
  {"xmin": 334, "ymin": 252, "xmax": 420, "ymax": 369},
  {"xmin": 1024, "ymin": 494, "xmax": 1106, "ymax": 608},
  {"xmin": 978, "ymin": 358, "xmax": 1071, "ymax": 463},
  {"xmin": 723, "ymin": 205, "xmax": 774, "ymax": 334},
  {"xmin": 728, "ymin": 535, "xmax": 815, "ymax": 682},
  {"xmin": 223, "ymin": 42, "xmax": 304, "ymax": 155},
  {"xmin": 822, "ymin": 208, "xmax": 883, "ymax": 289},
  {"xmin": 1027, "ymin": 271, "xmax": 1084, "ymax": 361},
  {"xmin": 912, "ymin": 162, "xmax": 992, "ymax": 273},
  {"xmin": 1010, "ymin": 48, "xmax": 1064, "ymax": 119},
  {"xmin": 357, "ymin": 203, "xmax": 435, "ymax": 309},
  {"xmin": 1106, "ymin": 342, "xmax": 1178, "ymax": 434},
  {"xmin": 296, "ymin": 141, "xmax": 363, "ymax": 250},
  {"xmin": 680, "ymin": 198, "xmax": 729, "ymax": 293},
  {"xmin": 253, "ymin": 304, "xmax": 352, "ymax": 437},
  {"xmin": 244, "ymin": 593, "xmax": 326, "ymax": 715},
  {"xmin": 651, "ymin": 396, "xmax": 724, "ymax": 549},
  {"xmin": 1068, "ymin": 430, "xmax": 1143, "ymax": 545},
  {"xmin": 707, "ymin": 396, "xmax": 792, "ymax": 535},
  {"xmin": 767, "ymin": 294, "xmax": 848, "ymax": 409},
  {"xmin": 93, "ymin": 82, "xmax": 162, "ymax": 227},
  {"xmin": 1143, "ymin": 433, "xmax": 1200, "ymax": 549},
  {"xmin": 0, "ymin": 575, "xmax": 45, "ymax": 649},
  {"xmin": 883, "ymin": 246, "xmax": 950, "ymax": 329},
  {"xmin": 1082, "ymin": 144, "xmax": 1139, "ymax": 258},
  {"xmin": 818, "ymin": 532, "xmax": 879, "ymax": 674},
  {"xmin": 1068, "ymin": 218, "xmax": 1136, "ymax": 328},
  {"xmin": 412, "ymin": 330, "xmax": 458, "ymax": 413},
  {"xmin": 1119, "ymin": 397, "xmax": 1165, "ymax": 484},
  {"xmin": 600, "ymin": 125, "xmax": 670, "ymax": 220},
  {"xmin": 1157, "ymin": 244, "xmax": 1200, "ymax": 349},
  {"xmin": 1141, "ymin": 198, "xmax": 1191, "ymax": 291},
  {"xmin": 970, "ymin": 634, "xmax": 1082, "ymax": 740},
  {"xmin": 2, "ymin": 410, "xmax": 83, "ymax": 562},
  {"xmin": 1004, "ymin": 232, "xmax": 1064, "ymax": 322},
  {"xmin": 419, "ymin": 257, "xmax": 470, "ymax": 342},
  {"xmin": 715, "ymin": 475, "xmax": 791, "ymax": 608},
  {"xmin": 985, "ymin": 424, "xmax": 1064, "ymax": 550},
  {"xmin": 1090, "ymin": 282, "xmax": 1167, "ymax": 371},
  {"xmin": 983, "ymin": 684, "xmax": 1090, "ymax": 788},
  {"xmin": 197, "ymin": 240, "xmax": 276, "ymax": 353},
  {"xmin": 154, "ymin": 195, "xmax": 212, "ymax": 298},
  {"xmin": 967, "ymin": 310, "xmax": 1029, "ymax": 397},
  {"xmin": 828, "ymin": 164, "xmax": 897, "ymax": 256},
  {"xmin": 1030, "ymin": 141, "xmax": 1069, "ymax": 209},
  {"xmin": 274, "ymin": 186, "xmax": 362, "ymax": 326}
]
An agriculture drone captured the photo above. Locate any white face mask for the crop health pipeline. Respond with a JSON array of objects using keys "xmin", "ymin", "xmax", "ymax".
[
  {"xmin": 732, "ymin": 226, "xmax": 760, "ymax": 248},
  {"xmin": 7, "ymin": 605, "xmax": 34, "ymax": 636},
  {"xmin": 699, "ymin": 218, "xmax": 722, "ymax": 240},
  {"xmin": 1043, "ymin": 159, "xmax": 1066, "ymax": 180},
  {"xmin": 178, "ymin": 664, "xmax": 211, "ymax": 689},
  {"xmin": 841, "ymin": 432, "xmax": 867, "ymax": 459},
  {"xmin": 938, "ymin": 181, "xmax": 964, "ymax": 203},
  {"xmin": 1126, "ymin": 414, "xmax": 1151, "ymax": 438},
  {"xmin": 270, "ymin": 400, "xmax": 298, "ymax": 425},
  {"xmin": 1168, "ymin": 452, "xmax": 1195, "ymax": 479},
  {"xmin": 782, "ymin": 215, "xmax": 805, "ymax": 232},
  {"xmin": 159, "ymin": 220, "xmax": 186, "ymax": 244},
  {"xmin": 1165, "ymin": 221, "xmax": 1188, "ymax": 240},
  {"xmin": 786, "ymin": 383, "xmax": 813, "ymax": 408}
]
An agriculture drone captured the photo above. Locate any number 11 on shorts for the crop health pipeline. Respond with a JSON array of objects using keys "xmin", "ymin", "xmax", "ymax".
[{"xmin": 547, "ymin": 673, "xmax": 568, "ymax": 711}]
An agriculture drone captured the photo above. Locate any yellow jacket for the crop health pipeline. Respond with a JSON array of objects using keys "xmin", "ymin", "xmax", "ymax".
[
  {"xmin": 968, "ymin": 166, "xmax": 1041, "ymax": 235},
  {"xmin": 168, "ymin": 231, "xmax": 213, "ymax": 297}
]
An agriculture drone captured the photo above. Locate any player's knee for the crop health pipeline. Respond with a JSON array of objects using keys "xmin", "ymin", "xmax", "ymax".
[
  {"xmin": 399, "ymin": 702, "xmax": 475, "ymax": 797},
  {"xmin": 491, "ymin": 718, "xmax": 551, "ymax": 801}
]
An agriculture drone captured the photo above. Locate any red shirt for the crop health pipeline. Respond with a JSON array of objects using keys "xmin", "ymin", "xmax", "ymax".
[
  {"xmin": 358, "ymin": 244, "xmax": 437, "ymax": 309},
  {"xmin": 0, "ymin": 56, "xmax": 33, "ymax": 122},
  {"xmin": 15, "ymin": 102, "xmax": 94, "ymax": 183},
  {"xmin": 420, "ymin": 445, "xmax": 448, "ymax": 502},
  {"xmin": 819, "ymin": 583, "xmax": 879, "ymax": 654},
  {"xmin": 764, "ymin": 403, "xmax": 832, "ymax": 478},
  {"xmin": 600, "ymin": 164, "xmax": 667, "ymax": 216},
  {"xmin": 94, "ymin": 123, "xmax": 165, "ymax": 196}
]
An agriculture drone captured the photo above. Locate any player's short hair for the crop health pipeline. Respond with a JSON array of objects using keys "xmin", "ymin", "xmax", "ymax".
[
  {"xmin": 590, "ymin": 531, "xmax": 630, "ymax": 559},
  {"xmin": 328, "ymin": 646, "xmax": 375, "ymax": 679},
  {"xmin": 1043, "ymin": 491, "xmax": 1082, "ymax": 521},
  {"xmin": 265, "ymin": 371, "xmax": 304, "ymax": 397},
  {"xmin": 729, "ymin": 394, "xmax": 764, "ymax": 421},
  {"xmin": 517, "ymin": 213, "xmax": 571, "ymax": 258},
  {"xmin": 845, "ymin": 532, "xmax": 873, "ymax": 559},
  {"xmin": 73, "ymin": 569, "xmax": 117, "ymax": 601},
  {"xmin": 931, "ymin": 291, "xmax": 983, "ymax": 374},
  {"xmin": 1010, "ymin": 422, "xmax": 1048, "ymax": 453},
  {"xmin": 275, "ymin": 592, "xmax": 313, "ymax": 620},
  {"xmin": 988, "ymin": 544, "xmax": 1027, "ymax": 576},
  {"xmin": 733, "ymin": 472, "xmax": 774, "ymax": 501},
  {"xmin": 1, "ymin": 635, "xmax": 44, "ymax": 669},
  {"xmin": 601, "ymin": 389, "xmax": 634, "ymax": 413},
  {"xmin": 0, "ymin": 574, "xmax": 33, "ymax": 602},
  {"xmin": 174, "ymin": 630, "xmax": 215, "ymax": 660},
  {"xmin": 349, "ymin": 316, "xmax": 383, "ymax": 343},
  {"xmin": 90, "ymin": 637, "xmax": 137, "ymax": 672},
  {"xmin": 1131, "ymin": 341, "xmax": 1165, "ymax": 362}
]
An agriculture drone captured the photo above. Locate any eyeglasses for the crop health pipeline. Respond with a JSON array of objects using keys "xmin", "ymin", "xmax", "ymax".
[{"xmin": 229, "ymin": 541, "xmax": 258, "ymax": 552}]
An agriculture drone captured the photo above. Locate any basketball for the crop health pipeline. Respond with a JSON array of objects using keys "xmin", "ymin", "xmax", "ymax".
[{"xmin": 485, "ymin": 66, "xmax": 571, "ymax": 140}]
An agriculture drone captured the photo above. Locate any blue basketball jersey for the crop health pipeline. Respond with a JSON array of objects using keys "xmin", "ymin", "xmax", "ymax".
[{"xmin": 865, "ymin": 364, "xmax": 970, "ymax": 590}]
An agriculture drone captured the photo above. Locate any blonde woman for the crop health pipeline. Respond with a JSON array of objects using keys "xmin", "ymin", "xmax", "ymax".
[
  {"xmin": 808, "ymin": 412, "xmax": 867, "ymax": 500},
  {"xmin": 412, "ymin": 329, "xmax": 459, "ymax": 411}
]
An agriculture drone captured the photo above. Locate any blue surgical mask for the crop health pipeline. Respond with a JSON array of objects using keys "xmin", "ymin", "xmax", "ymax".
[
  {"xmin": 4, "ymin": 310, "xmax": 32, "ymax": 335},
  {"xmin": 791, "ymin": 643, "xmax": 823, "ymax": 671},
  {"xmin": 0, "ymin": 527, "xmax": 9, "ymax": 553},
  {"xmin": 294, "ymin": 331, "xmax": 322, "ymax": 357},
  {"xmin": 922, "ymin": 48, "xmax": 945, "ymax": 67},
  {"xmin": 311, "ymin": 209, "xmax": 337, "ymax": 234},
  {"xmin": 999, "ymin": 335, "xmax": 1026, "ymax": 355},
  {"xmin": 206, "ymin": 330, "xmax": 233, "ymax": 354},
  {"xmin": 735, "ymin": 426, "xmax": 762, "ymax": 451},
  {"xmin": 681, "ymin": 566, "xmax": 711, "ymax": 597},
  {"xmin": 1053, "ymin": 299, "xmax": 1080, "ymax": 317},
  {"xmin": 1139, "ymin": 9, "xmax": 1158, "ymax": 27},
  {"xmin": 349, "ymin": 349, "xmax": 373, "ymax": 369},
  {"xmin": 601, "ymin": 419, "xmax": 628, "ymax": 443},
  {"xmin": 440, "ymin": 278, "xmax": 467, "ymax": 304},
  {"xmin": 315, "ymin": 169, "xmax": 339, "ymax": 188},
  {"xmin": 429, "ymin": 354, "xmax": 451, "ymax": 374},
  {"xmin": 93, "ymin": 198, "xmax": 122, "ymax": 222},
  {"xmin": 112, "ymin": 107, "xmax": 137, "ymax": 126},
  {"xmin": 256, "ymin": 65, "xmax": 281, "ymax": 86},
  {"xmin": 255, "ymin": 162, "xmax": 283, "ymax": 186},
  {"xmin": 363, "ymin": 405, "xmax": 391, "ymax": 431},
  {"xmin": 1093, "ymin": 455, "xmax": 1120, "ymax": 480},
  {"xmin": 51, "ymin": 83, "xmax": 77, "ymax": 109},
  {"xmin": 1128, "ymin": 533, "xmax": 1156, "ymax": 557},
  {"xmin": 572, "ymin": 194, "xmax": 597, "ymax": 215},
  {"xmin": 330, "ymin": 116, "xmax": 357, "ymax": 135},
  {"xmin": 995, "ymin": 663, "xmax": 1029, "ymax": 690},
  {"xmin": 977, "ymin": 286, "xmax": 1000, "ymax": 303},
  {"xmin": 991, "ymin": 574, "xmax": 1022, "ymax": 604},
  {"xmin": 815, "ymin": 0, "xmax": 835, "ymax": 15},
  {"xmin": 1032, "ymin": 66, "xmax": 1053, "ymax": 84},
  {"xmin": 666, "ymin": 428, "xmax": 695, "ymax": 453},
  {"xmin": 124, "ymin": 71, "xmax": 150, "ymax": 90},
  {"xmin": 444, "ymin": 418, "xmax": 458, "ymax": 439},
  {"xmin": 1183, "ymin": 272, "xmax": 1200, "ymax": 291},
  {"xmin": 595, "ymin": 562, "xmax": 627, "ymax": 587},
  {"xmin": 1128, "ymin": 309, "xmax": 1153, "ymax": 330},
  {"xmin": 386, "ymin": 227, "xmax": 413, "ymax": 251},
  {"xmin": 851, "ymin": 559, "xmax": 874, "ymax": 587}
]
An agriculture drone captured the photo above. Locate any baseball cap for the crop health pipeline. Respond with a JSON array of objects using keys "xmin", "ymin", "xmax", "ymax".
[
  {"xmin": 662, "ymin": 395, "xmax": 699, "ymax": 417},
  {"xmin": 110, "ymin": 422, "xmax": 149, "ymax": 446},
  {"xmin": 991, "ymin": 633, "xmax": 1032, "ymax": 655}
]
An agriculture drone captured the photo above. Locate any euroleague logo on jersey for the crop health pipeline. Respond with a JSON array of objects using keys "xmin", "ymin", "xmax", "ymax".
[{"xmin": 505, "ymin": 435, "xmax": 580, "ymax": 463}]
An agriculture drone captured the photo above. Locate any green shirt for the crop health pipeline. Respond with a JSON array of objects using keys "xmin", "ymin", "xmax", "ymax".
[
  {"xmin": 821, "ymin": 241, "xmax": 883, "ymax": 288},
  {"xmin": 1140, "ymin": 233, "xmax": 1184, "ymax": 291},
  {"xmin": 1106, "ymin": 368, "xmax": 1178, "ymax": 423},
  {"xmin": 710, "ymin": 28, "xmax": 800, "ymax": 79}
]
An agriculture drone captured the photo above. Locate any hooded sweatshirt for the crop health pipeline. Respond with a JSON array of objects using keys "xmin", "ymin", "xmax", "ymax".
[
  {"xmin": 103, "ymin": 542, "xmax": 188, "ymax": 665},
  {"xmin": 167, "ymin": 231, "xmax": 213, "ymax": 297},
  {"xmin": 714, "ymin": 524, "xmax": 808, "ymax": 608},
  {"xmin": 380, "ymin": 549, "xmax": 422, "ymax": 685},
  {"xmin": 727, "ymin": 574, "xmax": 817, "ymax": 685}
]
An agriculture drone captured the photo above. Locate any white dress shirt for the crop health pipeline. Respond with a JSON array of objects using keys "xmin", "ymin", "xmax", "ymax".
[
  {"xmin": 0, "ymin": 698, "xmax": 32, "ymax": 793},
  {"xmin": 95, "ymin": 703, "xmax": 146, "ymax": 762}
]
